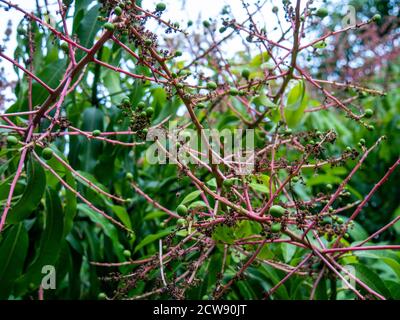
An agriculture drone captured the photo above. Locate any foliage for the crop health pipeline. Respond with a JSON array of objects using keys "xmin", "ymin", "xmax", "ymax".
[{"xmin": 0, "ymin": 0, "xmax": 399, "ymax": 300}]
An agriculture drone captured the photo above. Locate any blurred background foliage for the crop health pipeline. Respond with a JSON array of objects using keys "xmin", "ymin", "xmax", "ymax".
[{"xmin": 0, "ymin": 0, "xmax": 399, "ymax": 300}]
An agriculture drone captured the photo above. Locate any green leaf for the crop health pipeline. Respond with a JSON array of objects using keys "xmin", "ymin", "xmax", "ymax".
[
  {"xmin": 392, "ymin": 206, "xmax": 400, "ymax": 235},
  {"xmin": 78, "ymin": 107, "xmax": 104, "ymax": 172},
  {"xmin": 250, "ymin": 52, "xmax": 270, "ymax": 67},
  {"xmin": 349, "ymin": 263, "xmax": 391, "ymax": 298},
  {"xmin": 7, "ymin": 156, "xmax": 46, "ymax": 224},
  {"xmin": 29, "ymin": 60, "xmax": 66, "ymax": 109},
  {"xmin": 0, "ymin": 156, "xmax": 14, "ymax": 176},
  {"xmin": 344, "ymin": 219, "xmax": 368, "ymax": 241},
  {"xmin": 354, "ymin": 250, "xmax": 400, "ymax": 278},
  {"xmin": 76, "ymin": 4, "xmax": 102, "ymax": 61},
  {"xmin": 180, "ymin": 190, "xmax": 202, "ymax": 205},
  {"xmin": 285, "ymin": 80, "xmax": 307, "ymax": 128},
  {"xmin": 234, "ymin": 220, "xmax": 262, "ymax": 239},
  {"xmin": 43, "ymin": 149, "xmax": 77, "ymax": 236},
  {"xmin": 103, "ymin": 71, "xmax": 123, "ymax": 105},
  {"xmin": 77, "ymin": 203, "xmax": 125, "ymax": 259},
  {"xmin": 0, "ymin": 223, "xmax": 28, "ymax": 299},
  {"xmin": 258, "ymin": 264, "xmax": 290, "ymax": 299},
  {"xmin": 212, "ymin": 225, "xmax": 236, "ymax": 245},
  {"xmin": 249, "ymin": 182, "xmax": 269, "ymax": 194},
  {"xmin": 63, "ymin": 171, "xmax": 77, "ymax": 237},
  {"xmin": 281, "ymin": 242, "xmax": 297, "ymax": 263},
  {"xmin": 385, "ymin": 280, "xmax": 400, "ymax": 299},
  {"xmin": 251, "ymin": 94, "xmax": 277, "ymax": 109},
  {"xmin": 111, "ymin": 205, "xmax": 132, "ymax": 230},
  {"xmin": 14, "ymin": 188, "xmax": 64, "ymax": 295},
  {"xmin": 134, "ymin": 227, "xmax": 174, "ymax": 253}
]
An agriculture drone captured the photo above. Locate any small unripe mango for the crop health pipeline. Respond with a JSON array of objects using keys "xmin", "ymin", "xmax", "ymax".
[
  {"xmin": 177, "ymin": 204, "xmax": 188, "ymax": 215},
  {"xmin": 42, "ymin": 147, "xmax": 53, "ymax": 160},
  {"xmin": 269, "ymin": 205, "xmax": 285, "ymax": 218}
]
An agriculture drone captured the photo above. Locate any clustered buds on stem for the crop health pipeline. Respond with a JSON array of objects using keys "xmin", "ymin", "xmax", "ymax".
[{"xmin": 0, "ymin": 0, "xmax": 397, "ymax": 301}]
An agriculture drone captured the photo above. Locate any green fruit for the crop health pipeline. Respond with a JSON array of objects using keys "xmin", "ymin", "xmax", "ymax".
[
  {"xmin": 179, "ymin": 69, "xmax": 190, "ymax": 77},
  {"xmin": 160, "ymin": 222, "xmax": 166, "ymax": 228},
  {"xmin": 137, "ymin": 101, "xmax": 146, "ymax": 110},
  {"xmin": 144, "ymin": 38, "xmax": 152, "ymax": 46},
  {"xmin": 241, "ymin": 69, "xmax": 250, "ymax": 79},
  {"xmin": 292, "ymin": 176, "xmax": 299, "ymax": 183},
  {"xmin": 60, "ymin": 42, "xmax": 69, "ymax": 52},
  {"xmin": 103, "ymin": 22, "xmax": 115, "ymax": 32},
  {"xmin": 155, "ymin": 3, "xmax": 166, "ymax": 12},
  {"xmin": 114, "ymin": 6, "xmax": 122, "ymax": 16},
  {"xmin": 196, "ymin": 103, "xmax": 206, "ymax": 109},
  {"xmin": 145, "ymin": 107, "xmax": 154, "ymax": 117},
  {"xmin": 140, "ymin": 111, "xmax": 147, "ymax": 117},
  {"xmin": 272, "ymin": 6, "xmax": 278, "ymax": 13},
  {"xmin": 203, "ymin": 20, "xmax": 211, "ymax": 28},
  {"xmin": 177, "ymin": 218, "xmax": 186, "ymax": 226},
  {"xmin": 367, "ymin": 125, "xmax": 375, "ymax": 131},
  {"xmin": 142, "ymin": 128, "xmax": 148, "ymax": 135},
  {"xmin": 336, "ymin": 218, "xmax": 344, "ymax": 224},
  {"xmin": 123, "ymin": 249, "xmax": 131, "ymax": 258},
  {"xmin": 346, "ymin": 146, "xmax": 352, "ymax": 152},
  {"xmin": 173, "ymin": 22, "xmax": 180, "ymax": 28},
  {"xmin": 42, "ymin": 147, "xmax": 53, "ymax": 160},
  {"xmin": 364, "ymin": 109, "xmax": 373, "ymax": 118},
  {"xmin": 219, "ymin": 27, "xmax": 226, "ymax": 33},
  {"xmin": 206, "ymin": 81, "xmax": 217, "ymax": 90},
  {"xmin": 202, "ymin": 295, "xmax": 209, "ymax": 300},
  {"xmin": 177, "ymin": 204, "xmax": 188, "ymax": 215},
  {"xmin": 359, "ymin": 138, "xmax": 366, "ymax": 145},
  {"xmin": 121, "ymin": 98, "xmax": 130, "ymax": 107},
  {"xmin": 174, "ymin": 50, "xmax": 182, "ymax": 57},
  {"xmin": 6, "ymin": 135, "xmax": 18, "ymax": 146},
  {"xmin": 187, "ymin": 20, "xmax": 193, "ymax": 27},
  {"xmin": 372, "ymin": 14, "xmax": 381, "ymax": 23},
  {"xmin": 126, "ymin": 172, "xmax": 133, "ymax": 180},
  {"xmin": 229, "ymin": 87, "xmax": 239, "ymax": 96},
  {"xmin": 98, "ymin": 292, "xmax": 107, "ymax": 300},
  {"xmin": 270, "ymin": 222, "xmax": 282, "ymax": 233},
  {"xmin": 326, "ymin": 183, "xmax": 333, "ymax": 190},
  {"xmin": 313, "ymin": 40, "xmax": 327, "ymax": 49},
  {"xmin": 92, "ymin": 130, "xmax": 101, "ymax": 137},
  {"xmin": 269, "ymin": 205, "xmax": 285, "ymax": 218},
  {"xmin": 344, "ymin": 233, "xmax": 350, "ymax": 239},
  {"xmin": 176, "ymin": 83, "xmax": 184, "ymax": 89},
  {"xmin": 315, "ymin": 8, "xmax": 328, "ymax": 18}
]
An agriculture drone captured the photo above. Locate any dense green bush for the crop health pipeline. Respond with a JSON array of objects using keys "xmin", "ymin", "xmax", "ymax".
[{"xmin": 0, "ymin": 0, "xmax": 399, "ymax": 300}]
